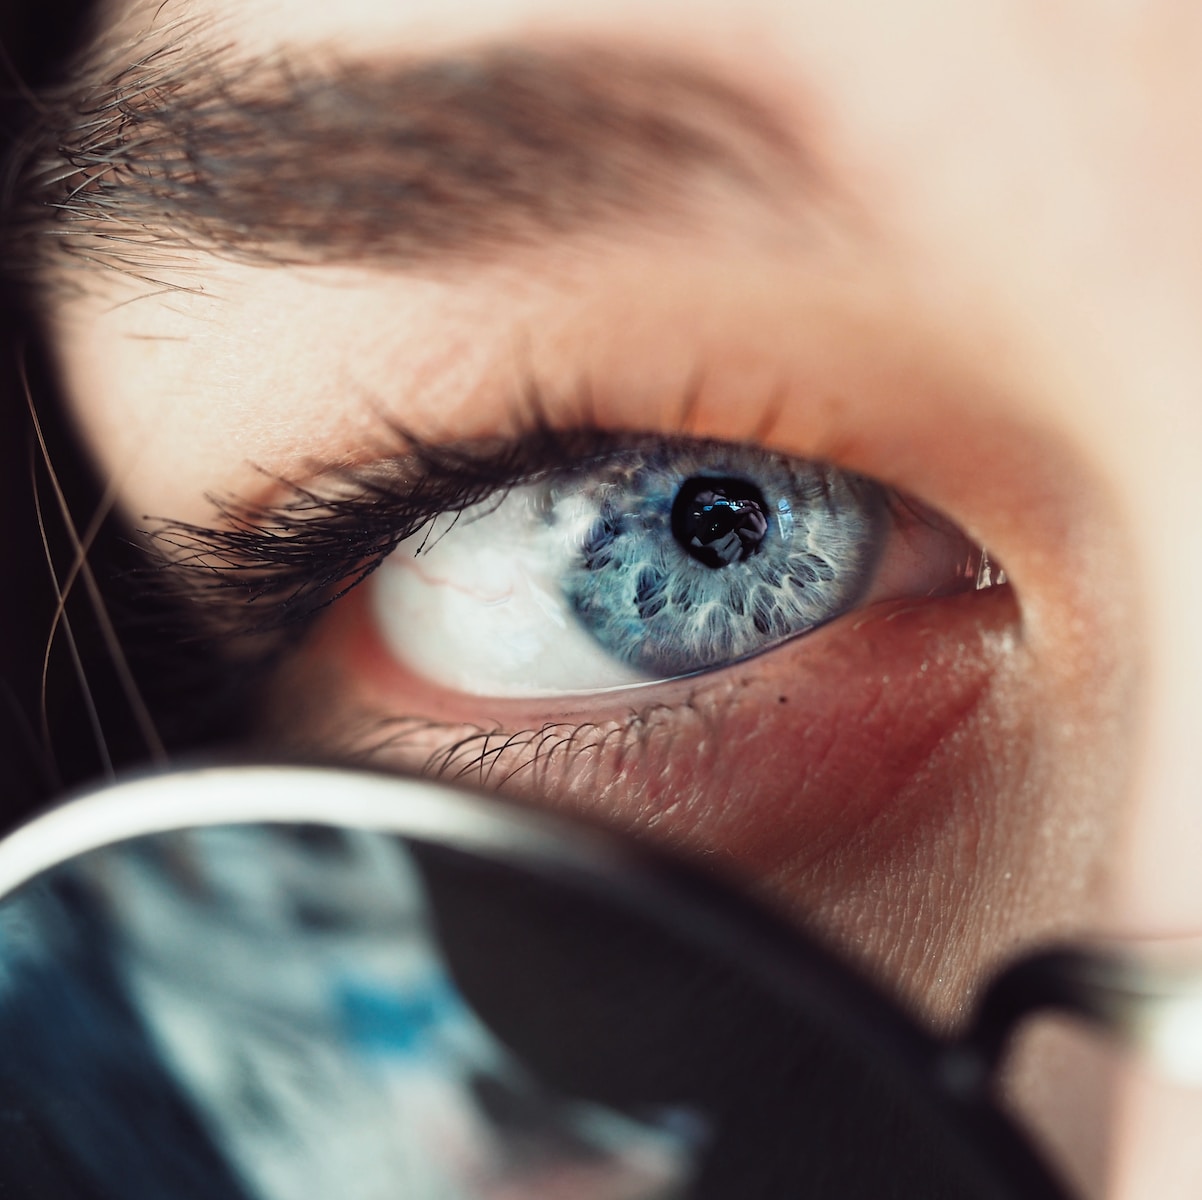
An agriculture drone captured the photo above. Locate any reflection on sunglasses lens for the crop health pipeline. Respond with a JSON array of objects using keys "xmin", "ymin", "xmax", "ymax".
[{"xmin": 0, "ymin": 777, "xmax": 1073, "ymax": 1200}]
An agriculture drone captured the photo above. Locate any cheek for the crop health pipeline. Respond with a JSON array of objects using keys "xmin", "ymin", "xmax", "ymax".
[{"xmin": 259, "ymin": 582, "xmax": 1089, "ymax": 1017}]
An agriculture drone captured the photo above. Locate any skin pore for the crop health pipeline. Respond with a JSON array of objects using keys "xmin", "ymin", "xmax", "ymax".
[{"xmin": 26, "ymin": 0, "xmax": 1202, "ymax": 1195}]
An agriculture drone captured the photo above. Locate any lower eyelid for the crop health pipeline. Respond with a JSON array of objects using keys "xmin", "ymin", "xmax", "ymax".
[{"xmin": 267, "ymin": 581, "xmax": 1024, "ymax": 886}]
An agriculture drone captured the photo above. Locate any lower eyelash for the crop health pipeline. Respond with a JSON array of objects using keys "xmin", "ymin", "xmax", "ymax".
[
  {"xmin": 427, "ymin": 723, "xmax": 612, "ymax": 789},
  {"xmin": 373, "ymin": 719, "xmax": 634, "ymax": 791},
  {"xmin": 290, "ymin": 700, "xmax": 697, "ymax": 797}
]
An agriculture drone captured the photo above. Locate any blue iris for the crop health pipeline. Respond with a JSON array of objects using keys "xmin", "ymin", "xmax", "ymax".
[{"xmin": 554, "ymin": 443, "xmax": 886, "ymax": 678}]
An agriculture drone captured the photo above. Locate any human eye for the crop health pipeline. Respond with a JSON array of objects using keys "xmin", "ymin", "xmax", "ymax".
[
  {"xmin": 367, "ymin": 433, "xmax": 982, "ymax": 698},
  {"xmin": 149, "ymin": 407, "xmax": 987, "ymax": 709}
]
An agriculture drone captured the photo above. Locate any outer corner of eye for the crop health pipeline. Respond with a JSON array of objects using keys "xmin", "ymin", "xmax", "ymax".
[{"xmin": 365, "ymin": 439, "xmax": 987, "ymax": 700}]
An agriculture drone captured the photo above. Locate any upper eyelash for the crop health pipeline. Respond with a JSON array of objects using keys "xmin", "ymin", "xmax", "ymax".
[{"xmin": 143, "ymin": 416, "xmax": 630, "ymax": 642}]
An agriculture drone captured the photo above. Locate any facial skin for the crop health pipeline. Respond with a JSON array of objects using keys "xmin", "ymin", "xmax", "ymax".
[{"xmin": 29, "ymin": 0, "xmax": 1202, "ymax": 1194}]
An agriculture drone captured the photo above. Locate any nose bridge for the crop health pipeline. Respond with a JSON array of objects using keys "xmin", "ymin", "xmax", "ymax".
[
  {"xmin": 1013, "ymin": 105, "xmax": 1202, "ymax": 937},
  {"xmin": 1103, "ymin": 354, "xmax": 1202, "ymax": 937},
  {"xmin": 975, "ymin": 211, "xmax": 1202, "ymax": 1193},
  {"xmin": 998, "ymin": 212, "xmax": 1202, "ymax": 943},
  {"xmin": 864, "ymin": 6, "xmax": 1202, "ymax": 948},
  {"xmin": 1064, "ymin": 342, "xmax": 1202, "ymax": 1193}
]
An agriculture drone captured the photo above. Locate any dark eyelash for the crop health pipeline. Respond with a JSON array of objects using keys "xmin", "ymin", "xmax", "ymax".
[
  {"xmin": 143, "ymin": 413, "xmax": 627, "ymax": 645},
  {"xmin": 140, "ymin": 401, "xmax": 914, "ymax": 683}
]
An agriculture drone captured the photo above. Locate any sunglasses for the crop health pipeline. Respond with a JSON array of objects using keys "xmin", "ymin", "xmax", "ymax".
[{"xmin": 0, "ymin": 765, "xmax": 1193, "ymax": 1199}]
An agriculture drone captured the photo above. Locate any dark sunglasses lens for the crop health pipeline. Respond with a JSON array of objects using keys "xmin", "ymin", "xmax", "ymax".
[{"xmin": 0, "ymin": 778, "xmax": 1070, "ymax": 1200}]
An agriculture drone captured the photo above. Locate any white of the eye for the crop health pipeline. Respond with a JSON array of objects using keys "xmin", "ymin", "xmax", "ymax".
[{"xmin": 369, "ymin": 491, "xmax": 650, "ymax": 697}]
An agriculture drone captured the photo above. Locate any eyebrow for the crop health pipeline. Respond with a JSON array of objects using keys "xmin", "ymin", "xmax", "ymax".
[{"xmin": 10, "ymin": 34, "xmax": 814, "ymax": 280}]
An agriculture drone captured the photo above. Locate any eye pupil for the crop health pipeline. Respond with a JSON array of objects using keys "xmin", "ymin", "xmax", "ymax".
[{"xmin": 671, "ymin": 477, "xmax": 771, "ymax": 569}]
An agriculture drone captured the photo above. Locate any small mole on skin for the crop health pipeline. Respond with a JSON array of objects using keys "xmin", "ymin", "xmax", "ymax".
[{"xmin": 778, "ymin": 695, "xmax": 788, "ymax": 704}]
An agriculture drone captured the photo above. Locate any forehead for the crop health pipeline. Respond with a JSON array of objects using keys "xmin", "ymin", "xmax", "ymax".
[{"xmin": 49, "ymin": 0, "xmax": 1202, "ymax": 523}]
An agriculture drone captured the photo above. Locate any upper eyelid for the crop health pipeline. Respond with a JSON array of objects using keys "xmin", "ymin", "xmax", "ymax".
[{"xmin": 140, "ymin": 420, "xmax": 908, "ymax": 677}]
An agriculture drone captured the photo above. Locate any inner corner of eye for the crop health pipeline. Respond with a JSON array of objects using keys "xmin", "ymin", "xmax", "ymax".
[{"xmin": 361, "ymin": 441, "xmax": 990, "ymax": 699}]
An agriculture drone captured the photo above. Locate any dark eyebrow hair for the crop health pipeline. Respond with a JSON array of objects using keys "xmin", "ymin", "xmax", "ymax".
[{"xmin": 5, "ymin": 31, "xmax": 814, "ymax": 283}]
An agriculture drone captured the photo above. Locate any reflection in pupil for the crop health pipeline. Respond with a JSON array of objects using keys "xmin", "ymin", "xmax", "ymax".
[{"xmin": 671, "ymin": 477, "xmax": 771, "ymax": 569}]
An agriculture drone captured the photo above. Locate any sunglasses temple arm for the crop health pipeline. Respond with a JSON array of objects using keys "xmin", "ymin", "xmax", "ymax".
[{"xmin": 952, "ymin": 946, "xmax": 1202, "ymax": 1090}]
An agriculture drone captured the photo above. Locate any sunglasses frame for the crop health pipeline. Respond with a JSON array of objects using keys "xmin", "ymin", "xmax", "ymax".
[{"xmin": 0, "ymin": 762, "xmax": 1130, "ymax": 1200}]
